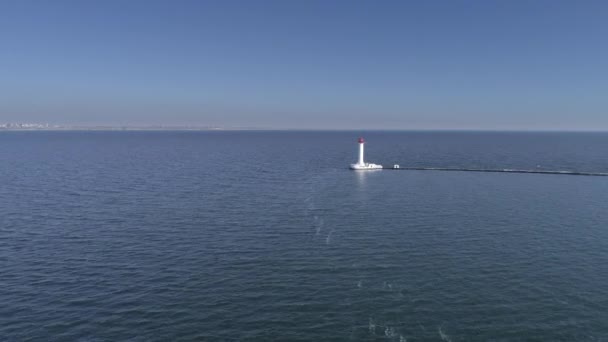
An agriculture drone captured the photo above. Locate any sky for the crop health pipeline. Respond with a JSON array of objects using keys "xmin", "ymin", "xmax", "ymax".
[{"xmin": 1, "ymin": 0, "xmax": 607, "ymax": 130}]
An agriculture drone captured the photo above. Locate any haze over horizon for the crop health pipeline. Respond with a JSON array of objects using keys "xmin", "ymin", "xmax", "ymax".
[{"xmin": 1, "ymin": 0, "xmax": 607, "ymax": 130}]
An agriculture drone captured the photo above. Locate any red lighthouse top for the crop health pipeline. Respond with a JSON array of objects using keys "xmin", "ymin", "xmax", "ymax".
[{"xmin": 358, "ymin": 137, "xmax": 365, "ymax": 144}]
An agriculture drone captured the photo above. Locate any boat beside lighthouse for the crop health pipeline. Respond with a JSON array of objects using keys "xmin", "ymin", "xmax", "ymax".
[{"xmin": 350, "ymin": 137, "xmax": 383, "ymax": 170}]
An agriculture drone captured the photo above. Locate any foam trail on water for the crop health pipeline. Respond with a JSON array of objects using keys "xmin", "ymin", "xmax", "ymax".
[
  {"xmin": 368, "ymin": 318, "xmax": 376, "ymax": 334},
  {"xmin": 438, "ymin": 327, "xmax": 452, "ymax": 342},
  {"xmin": 325, "ymin": 229, "xmax": 334, "ymax": 244},
  {"xmin": 384, "ymin": 326, "xmax": 396, "ymax": 338},
  {"xmin": 387, "ymin": 167, "xmax": 608, "ymax": 177},
  {"xmin": 314, "ymin": 216, "xmax": 323, "ymax": 235}
]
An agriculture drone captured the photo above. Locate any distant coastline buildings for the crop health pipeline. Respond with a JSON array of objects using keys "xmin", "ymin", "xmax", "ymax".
[
  {"xmin": 0, "ymin": 123, "xmax": 54, "ymax": 130},
  {"xmin": 0, "ymin": 123, "xmax": 234, "ymax": 131}
]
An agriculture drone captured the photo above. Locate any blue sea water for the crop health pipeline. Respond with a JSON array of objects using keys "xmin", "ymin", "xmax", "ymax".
[{"xmin": 1, "ymin": 131, "xmax": 608, "ymax": 341}]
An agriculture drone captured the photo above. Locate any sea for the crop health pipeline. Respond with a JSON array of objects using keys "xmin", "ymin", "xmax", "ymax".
[{"xmin": 2, "ymin": 131, "xmax": 608, "ymax": 341}]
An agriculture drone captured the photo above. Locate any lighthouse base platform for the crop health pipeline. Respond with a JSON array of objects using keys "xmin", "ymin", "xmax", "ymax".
[{"xmin": 349, "ymin": 163, "xmax": 383, "ymax": 170}]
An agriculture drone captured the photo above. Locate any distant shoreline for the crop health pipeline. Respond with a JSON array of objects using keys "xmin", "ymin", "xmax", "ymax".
[
  {"xmin": 2, "ymin": 127, "xmax": 608, "ymax": 133},
  {"xmin": 0, "ymin": 126, "xmax": 255, "ymax": 131}
]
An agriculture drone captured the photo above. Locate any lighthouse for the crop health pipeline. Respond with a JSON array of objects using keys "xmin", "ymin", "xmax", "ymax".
[
  {"xmin": 349, "ymin": 137, "xmax": 383, "ymax": 170},
  {"xmin": 357, "ymin": 137, "xmax": 365, "ymax": 165}
]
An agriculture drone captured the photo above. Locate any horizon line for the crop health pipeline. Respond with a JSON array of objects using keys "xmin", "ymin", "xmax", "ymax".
[{"xmin": 2, "ymin": 126, "xmax": 608, "ymax": 133}]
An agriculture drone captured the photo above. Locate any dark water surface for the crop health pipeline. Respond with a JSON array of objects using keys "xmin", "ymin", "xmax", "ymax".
[{"xmin": 2, "ymin": 131, "xmax": 608, "ymax": 341}]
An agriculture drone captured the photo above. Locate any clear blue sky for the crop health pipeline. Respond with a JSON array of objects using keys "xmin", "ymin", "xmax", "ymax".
[{"xmin": 1, "ymin": 0, "xmax": 607, "ymax": 129}]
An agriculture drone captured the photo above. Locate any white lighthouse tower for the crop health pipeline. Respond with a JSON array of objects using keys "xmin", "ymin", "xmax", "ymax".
[{"xmin": 349, "ymin": 137, "xmax": 383, "ymax": 170}]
